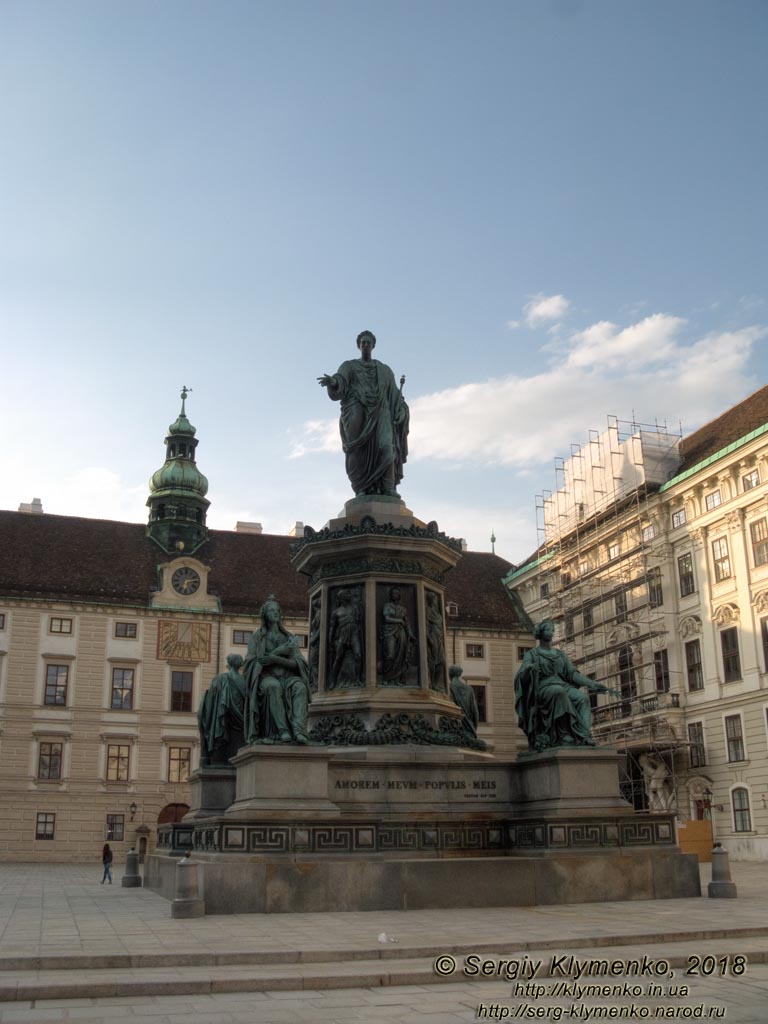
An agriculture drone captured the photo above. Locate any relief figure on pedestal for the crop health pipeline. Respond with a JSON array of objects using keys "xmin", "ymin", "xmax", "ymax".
[
  {"xmin": 243, "ymin": 596, "xmax": 312, "ymax": 745},
  {"xmin": 449, "ymin": 664, "xmax": 479, "ymax": 738},
  {"xmin": 197, "ymin": 654, "xmax": 247, "ymax": 766},
  {"xmin": 379, "ymin": 585, "xmax": 416, "ymax": 686},
  {"xmin": 328, "ymin": 587, "xmax": 364, "ymax": 689},
  {"xmin": 426, "ymin": 591, "xmax": 446, "ymax": 690},
  {"xmin": 514, "ymin": 620, "xmax": 620, "ymax": 752},
  {"xmin": 318, "ymin": 330, "xmax": 409, "ymax": 497},
  {"xmin": 307, "ymin": 597, "xmax": 321, "ymax": 693}
]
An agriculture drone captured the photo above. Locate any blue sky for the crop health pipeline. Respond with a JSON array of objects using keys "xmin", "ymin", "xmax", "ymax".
[{"xmin": 1, "ymin": 0, "xmax": 766, "ymax": 563}]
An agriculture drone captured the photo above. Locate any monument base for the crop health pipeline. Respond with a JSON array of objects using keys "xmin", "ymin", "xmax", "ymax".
[
  {"xmin": 147, "ymin": 744, "xmax": 699, "ymax": 914},
  {"xmin": 146, "ymin": 848, "xmax": 700, "ymax": 915}
]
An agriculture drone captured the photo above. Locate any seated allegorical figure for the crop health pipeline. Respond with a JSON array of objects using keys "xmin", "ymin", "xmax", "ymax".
[
  {"xmin": 242, "ymin": 596, "xmax": 312, "ymax": 745},
  {"xmin": 514, "ymin": 619, "xmax": 620, "ymax": 752},
  {"xmin": 197, "ymin": 653, "xmax": 247, "ymax": 766}
]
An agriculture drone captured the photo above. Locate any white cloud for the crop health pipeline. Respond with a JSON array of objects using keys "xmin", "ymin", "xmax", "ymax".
[
  {"xmin": 565, "ymin": 313, "xmax": 686, "ymax": 370},
  {"xmin": 524, "ymin": 293, "xmax": 571, "ymax": 326},
  {"xmin": 505, "ymin": 320, "xmax": 520, "ymax": 330}
]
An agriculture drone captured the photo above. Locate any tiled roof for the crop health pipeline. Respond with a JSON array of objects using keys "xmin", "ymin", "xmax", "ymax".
[
  {"xmin": 0, "ymin": 512, "xmax": 522, "ymax": 629},
  {"xmin": 679, "ymin": 383, "xmax": 768, "ymax": 472}
]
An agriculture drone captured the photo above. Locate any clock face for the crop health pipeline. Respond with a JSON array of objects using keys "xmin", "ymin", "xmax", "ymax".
[{"xmin": 171, "ymin": 567, "xmax": 201, "ymax": 595}]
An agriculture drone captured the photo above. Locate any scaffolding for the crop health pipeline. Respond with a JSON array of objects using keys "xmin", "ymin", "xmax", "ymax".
[{"xmin": 532, "ymin": 415, "xmax": 688, "ymax": 811}]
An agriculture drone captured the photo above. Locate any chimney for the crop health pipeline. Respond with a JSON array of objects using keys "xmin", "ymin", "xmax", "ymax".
[
  {"xmin": 288, "ymin": 521, "xmax": 304, "ymax": 538},
  {"xmin": 235, "ymin": 521, "xmax": 262, "ymax": 534},
  {"xmin": 18, "ymin": 497, "xmax": 44, "ymax": 514}
]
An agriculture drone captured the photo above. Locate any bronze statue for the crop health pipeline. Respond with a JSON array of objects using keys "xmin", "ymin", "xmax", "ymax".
[
  {"xmin": 318, "ymin": 330, "xmax": 409, "ymax": 497},
  {"xmin": 449, "ymin": 665, "xmax": 479, "ymax": 738},
  {"xmin": 426, "ymin": 591, "xmax": 446, "ymax": 690},
  {"xmin": 514, "ymin": 620, "xmax": 620, "ymax": 752},
  {"xmin": 242, "ymin": 597, "xmax": 312, "ymax": 744},
  {"xmin": 197, "ymin": 654, "xmax": 247, "ymax": 766},
  {"xmin": 380, "ymin": 586, "xmax": 415, "ymax": 686},
  {"xmin": 328, "ymin": 588, "xmax": 363, "ymax": 688}
]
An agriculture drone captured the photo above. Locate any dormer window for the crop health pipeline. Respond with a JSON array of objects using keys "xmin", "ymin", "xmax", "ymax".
[{"xmin": 446, "ymin": 602, "xmax": 458, "ymax": 617}]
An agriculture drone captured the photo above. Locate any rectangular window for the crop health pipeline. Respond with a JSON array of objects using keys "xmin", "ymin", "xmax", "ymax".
[
  {"xmin": 170, "ymin": 670, "xmax": 194, "ymax": 712},
  {"xmin": 110, "ymin": 667, "xmax": 134, "ymax": 710},
  {"xmin": 743, "ymin": 469, "xmax": 760, "ymax": 491},
  {"xmin": 106, "ymin": 814, "xmax": 125, "ymax": 841},
  {"xmin": 647, "ymin": 567, "xmax": 663, "ymax": 608},
  {"xmin": 49, "ymin": 617, "xmax": 72, "ymax": 634},
  {"xmin": 608, "ymin": 541, "xmax": 620, "ymax": 560},
  {"xmin": 688, "ymin": 722, "xmax": 706, "ymax": 768},
  {"xmin": 671, "ymin": 508, "xmax": 687, "ymax": 529},
  {"xmin": 35, "ymin": 812, "xmax": 55, "ymax": 840},
  {"xmin": 642, "ymin": 524, "xmax": 656, "ymax": 542},
  {"xmin": 678, "ymin": 553, "xmax": 695, "ymax": 597},
  {"xmin": 750, "ymin": 518, "xmax": 768, "ymax": 567},
  {"xmin": 44, "ymin": 664, "xmax": 69, "ymax": 706},
  {"xmin": 232, "ymin": 629, "xmax": 251, "ymax": 645},
  {"xmin": 685, "ymin": 639, "xmax": 704, "ymax": 691},
  {"xmin": 560, "ymin": 571, "xmax": 571, "ymax": 587},
  {"xmin": 712, "ymin": 537, "xmax": 732, "ymax": 582},
  {"xmin": 539, "ymin": 582, "xmax": 549, "ymax": 599},
  {"xmin": 578, "ymin": 560, "xmax": 588, "ymax": 576},
  {"xmin": 37, "ymin": 742, "xmax": 62, "ymax": 780},
  {"xmin": 732, "ymin": 788, "xmax": 752, "ymax": 832},
  {"xmin": 517, "ymin": 646, "xmax": 533, "ymax": 661},
  {"xmin": 0, "ymin": 613, "xmax": 5, "ymax": 629},
  {"xmin": 705, "ymin": 490, "xmax": 722, "ymax": 511},
  {"xmin": 725, "ymin": 714, "xmax": 745, "ymax": 762},
  {"xmin": 614, "ymin": 590, "xmax": 627, "ymax": 623},
  {"xmin": 293, "ymin": 634, "xmax": 308, "ymax": 648},
  {"xmin": 115, "ymin": 622, "xmax": 137, "ymax": 638},
  {"xmin": 470, "ymin": 684, "xmax": 487, "ymax": 723},
  {"xmin": 465, "ymin": 643, "xmax": 485, "ymax": 659},
  {"xmin": 565, "ymin": 614, "xmax": 575, "ymax": 640},
  {"xmin": 762, "ymin": 619, "xmax": 768, "ymax": 672},
  {"xmin": 721, "ymin": 627, "xmax": 741, "ymax": 682},
  {"xmin": 653, "ymin": 649, "xmax": 670, "ymax": 693},
  {"xmin": 168, "ymin": 746, "xmax": 191, "ymax": 783},
  {"xmin": 106, "ymin": 744, "xmax": 130, "ymax": 781},
  {"xmin": 583, "ymin": 605, "xmax": 593, "ymax": 633}
]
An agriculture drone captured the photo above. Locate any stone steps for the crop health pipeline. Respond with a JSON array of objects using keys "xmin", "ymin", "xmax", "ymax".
[{"xmin": 2, "ymin": 931, "xmax": 768, "ymax": 1003}]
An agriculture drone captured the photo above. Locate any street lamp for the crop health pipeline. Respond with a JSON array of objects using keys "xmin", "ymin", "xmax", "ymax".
[{"xmin": 129, "ymin": 802, "xmax": 137, "ymax": 822}]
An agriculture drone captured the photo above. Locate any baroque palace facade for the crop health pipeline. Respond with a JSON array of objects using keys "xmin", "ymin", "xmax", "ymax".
[
  {"xmin": 0, "ymin": 394, "xmax": 529, "ymax": 862},
  {"xmin": 505, "ymin": 385, "xmax": 768, "ymax": 861}
]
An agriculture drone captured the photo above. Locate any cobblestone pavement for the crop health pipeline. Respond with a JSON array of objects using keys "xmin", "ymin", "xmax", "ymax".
[{"xmin": 0, "ymin": 861, "xmax": 766, "ymax": 1022}]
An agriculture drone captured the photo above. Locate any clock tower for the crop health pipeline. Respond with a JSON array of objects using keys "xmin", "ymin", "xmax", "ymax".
[{"xmin": 146, "ymin": 387, "xmax": 210, "ymax": 555}]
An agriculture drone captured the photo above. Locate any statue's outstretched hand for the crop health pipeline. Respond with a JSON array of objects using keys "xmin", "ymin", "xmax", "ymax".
[{"xmin": 318, "ymin": 374, "xmax": 332, "ymax": 388}]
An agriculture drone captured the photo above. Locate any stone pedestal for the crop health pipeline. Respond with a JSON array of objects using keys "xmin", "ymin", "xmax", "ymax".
[
  {"xmin": 186, "ymin": 766, "xmax": 237, "ymax": 820},
  {"xmin": 512, "ymin": 747, "xmax": 634, "ymax": 818},
  {"xmin": 291, "ymin": 498, "xmax": 476, "ymax": 745}
]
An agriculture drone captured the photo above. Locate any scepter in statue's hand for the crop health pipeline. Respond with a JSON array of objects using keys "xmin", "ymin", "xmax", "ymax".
[{"xmin": 399, "ymin": 375, "xmax": 405, "ymax": 394}]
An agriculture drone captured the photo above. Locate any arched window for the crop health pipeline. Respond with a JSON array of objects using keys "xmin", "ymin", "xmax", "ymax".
[
  {"xmin": 169, "ymin": 445, "xmax": 176, "ymax": 458},
  {"xmin": 179, "ymin": 444, "xmax": 186, "ymax": 457},
  {"xmin": 157, "ymin": 504, "xmax": 165, "ymax": 520},
  {"xmin": 732, "ymin": 787, "xmax": 752, "ymax": 832}
]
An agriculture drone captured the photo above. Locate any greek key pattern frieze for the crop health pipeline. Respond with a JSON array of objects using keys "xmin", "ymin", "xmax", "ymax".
[{"xmin": 172, "ymin": 815, "xmax": 677, "ymax": 856}]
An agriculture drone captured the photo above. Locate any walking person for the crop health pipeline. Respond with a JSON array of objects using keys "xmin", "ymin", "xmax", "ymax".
[{"xmin": 101, "ymin": 842, "xmax": 113, "ymax": 884}]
